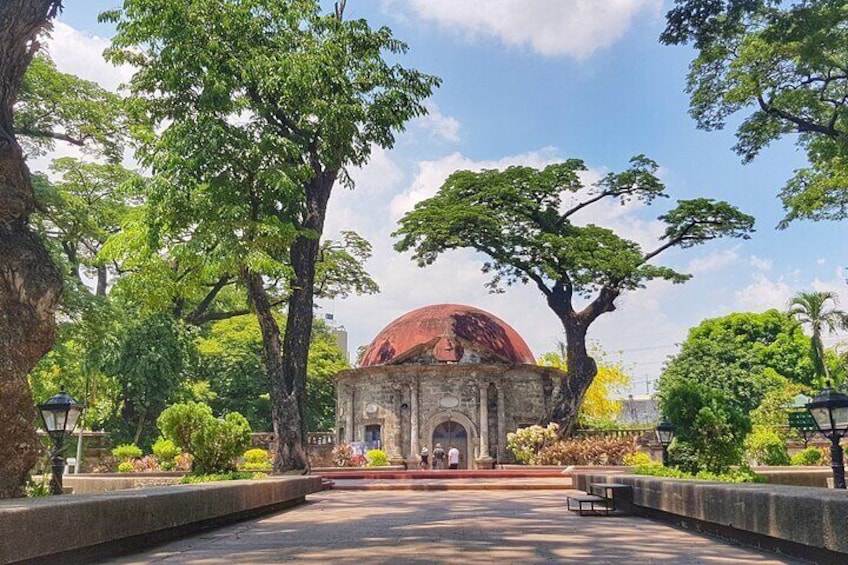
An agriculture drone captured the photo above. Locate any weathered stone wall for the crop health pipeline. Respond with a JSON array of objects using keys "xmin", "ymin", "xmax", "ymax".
[{"xmin": 335, "ymin": 364, "xmax": 564, "ymax": 468}]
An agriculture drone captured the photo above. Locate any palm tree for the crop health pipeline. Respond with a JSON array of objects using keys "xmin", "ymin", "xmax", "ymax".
[{"xmin": 788, "ymin": 291, "xmax": 848, "ymax": 383}]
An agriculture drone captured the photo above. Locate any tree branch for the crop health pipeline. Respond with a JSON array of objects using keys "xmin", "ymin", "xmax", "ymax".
[
  {"xmin": 757, "ymin": 95, "xmax": 841, "ymax": 138},
  {"xmin": 15, "ymin": 127, "xmax": 87, "ymax": 146}
]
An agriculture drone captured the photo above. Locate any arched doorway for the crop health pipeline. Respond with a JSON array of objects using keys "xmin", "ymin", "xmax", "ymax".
[{"xmin": 432, "ymin": 421, "xmax": 468, "ymax": 469}]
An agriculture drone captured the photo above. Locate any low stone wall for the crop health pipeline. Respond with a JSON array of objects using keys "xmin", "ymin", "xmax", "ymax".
[
  {"xmin": 0, "ymin": 476, "xmax": 321, "ymax": 565},
  {"xmin": 574, "ymin": 471, "xmax": 848, "ymax": 561},
  {"xmin": 63, "ymin": 473, "xmax": 186, "ymax": 494},
  {"xmin": 751, "ymin": 466, "xmax": 832, "ymax": 488}
]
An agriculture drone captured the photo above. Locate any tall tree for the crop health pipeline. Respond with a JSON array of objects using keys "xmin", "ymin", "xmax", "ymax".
[
  {"xmin": 787, "ymin": 290, "xmax": 848, "ymax": 384},
  {"xmin": 0, "ymin": 0, "xmax": 64, "ymax": 499},
  {"xmin": 394, "ymin": 157, "xmax": 754, "ymax": 433},
  {"xmin": 661, "ymin": 0, "xmax": 848, "ymax": 226},
  {"xmin": 104, "ymin": 0, "xmax": 438, "ymax": 470},
  {"xmin": 657, "ymin": 309, "xmax": 816, "ymax": 472}
]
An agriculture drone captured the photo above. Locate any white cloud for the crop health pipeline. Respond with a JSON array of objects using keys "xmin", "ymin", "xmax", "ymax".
[
  {"xmin": 398, "ymin": 0, "xmax": 662, "ymax": 59},
  {"xmin": 749, "ymin": 255, "xmax": 773, "ymax": 272},
  {"xmin": 817, "ymin": 257, "xmax": 827, "ymax": 265},
  {"xmin": 411, "ymin": 104, "xmax": 461, "ymax": 142},
  {"xmin": 734, "ymin": 274, "xmax": 793, "ymax": 311},
  {"xmin": 388, "ymin": 148, "xmax": 561, "ymax": 220},
  {"xmin": 686, "ymin": 248, "xmax": 739, "ymax": 274},
  {"xmin": 47, "ymin": 21, "xmax": 134, "ymax": 92}
]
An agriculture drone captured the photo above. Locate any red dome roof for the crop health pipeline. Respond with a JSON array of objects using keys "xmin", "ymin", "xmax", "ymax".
[{"xmin": 360, "ymin": 304, "xmax": 535, "ymax": 367}]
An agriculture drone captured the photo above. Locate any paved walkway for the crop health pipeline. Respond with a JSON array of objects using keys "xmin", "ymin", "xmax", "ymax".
[{"xmin": 107, "ymin": 490, "xmax": 803, "ymax": 564}]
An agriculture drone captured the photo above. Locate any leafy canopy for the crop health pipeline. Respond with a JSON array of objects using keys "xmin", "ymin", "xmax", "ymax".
[
  {"xmin": 394, "ymin": 157, "xmax": 754, "ymax": 299},
  {"xmin": 661, "ymin": 0, "xmax": 848, "ymax": 226}
]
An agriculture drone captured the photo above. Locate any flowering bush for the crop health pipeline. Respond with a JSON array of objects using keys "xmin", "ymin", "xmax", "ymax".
[
  {"xmin": 623, "ymin": 451, "xmax": 653, "ymax": 466},
  {"xmin": 332, "ymin": 443, "xmax": 354, "ymax": 467},
  {"xmin": 240, "ymin": 448, "xmax": 272, "ymax": 472},
  {"xmin": 132, "ymin": 455, "xmax": 160, "ymax": 472},
  {"xmin": 365, "ymin": 449, "xmax": 389, "ymax": 467},
  {"xmin": 507, "ymin": 423, "xmax": 559, "ymax": 464},
  {"xmin": 536, "ymin": 437, "xmax": 637, "ymax": 466}
]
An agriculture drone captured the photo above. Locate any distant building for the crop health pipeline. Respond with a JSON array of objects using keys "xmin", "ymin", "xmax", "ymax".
[
  {"xmin": 323, "ymin": 313, "xmax": 349, "ymax": 362},
  {"xmin": 616, "ymin": 394, "xmax": 659, "ymax": 426},
  {"xmin": 334, "ymin": 304, "xmax": 565, "ymax": 469}
]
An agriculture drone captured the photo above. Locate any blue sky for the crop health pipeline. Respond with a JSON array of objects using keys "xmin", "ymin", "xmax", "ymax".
[{"xmin": 48, "ymin": 1, "xmax": 847, "ymax": 395}]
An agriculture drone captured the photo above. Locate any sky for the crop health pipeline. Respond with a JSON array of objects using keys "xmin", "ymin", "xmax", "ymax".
[{"xmin": 44, "ymin": 0, "xmax": 848, "ymax": 396}]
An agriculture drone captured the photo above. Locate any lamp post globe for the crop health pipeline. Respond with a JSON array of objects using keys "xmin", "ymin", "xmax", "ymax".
[
  {"xmin": 38, "ymin": 390, "xmax": 84, "ymax": 495},
  {"xmin": 805, "ymin": 385, "xmax": 848, "ymax": 489},
  {"xmin": 655, "ymin": 418, "xmax": 676, "ymax": 467}
]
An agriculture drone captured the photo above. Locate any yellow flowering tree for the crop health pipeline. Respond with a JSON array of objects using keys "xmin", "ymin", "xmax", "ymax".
[{"xmin": 539, "ymin": 347, "xmax": 630, "ymax": 428}]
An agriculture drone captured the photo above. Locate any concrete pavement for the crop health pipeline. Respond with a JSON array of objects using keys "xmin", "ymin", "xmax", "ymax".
[{"xmin": 105, "ymin": 489, "xmax": 804, "ymax": 564}]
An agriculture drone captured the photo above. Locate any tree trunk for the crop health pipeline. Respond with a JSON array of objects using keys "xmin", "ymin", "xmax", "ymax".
[
  {"xmin": 0, "ymin": 0, "xmax": 63, "ymax": 499},
  {"xmin": 275, "ymin": 172, "xmax": 337, "ymax": 472},
  {"xmin": 549, "ymin": 318, "xmax": 597, "ymax": 434},
  {"xmin": 243, "ymin": 268, "xmax": 308, "ymax": 472}
]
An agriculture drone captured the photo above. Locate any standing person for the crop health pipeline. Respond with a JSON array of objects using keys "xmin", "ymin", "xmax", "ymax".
[
  {"xmin": 448, "ymin": 446, "xmax": 460, "ymax": 470},
  {"xmin": 433, "ymin": 443, "xmax": 446, "ymax": 470},
  {"xmin": 420, "ymin": 446, "xmax": 429, "ymax": 470}
]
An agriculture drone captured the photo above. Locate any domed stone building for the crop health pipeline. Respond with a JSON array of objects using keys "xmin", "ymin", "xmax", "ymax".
[{"xmin": 334, "ymin": 304, "xmax": 565, "ymax": 468}]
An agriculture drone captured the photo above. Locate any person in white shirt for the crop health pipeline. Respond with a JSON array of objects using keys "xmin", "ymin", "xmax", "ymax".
[{"xmin": 447, "ymin": 446, "xmax": 460, "ymax": 470}]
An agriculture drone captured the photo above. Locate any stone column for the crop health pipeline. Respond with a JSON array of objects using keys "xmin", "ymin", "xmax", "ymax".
[
  {"xmin": 410, "ymin": 379, "xmax": 419, "ymax": 457},
  {"xmin": 346, "ymin": 387, "xmax": 354, "ymax": 443},
  {"xmin": 478, "ymin": 383, "xmax": 489, "ymax": 457},
  {"xmin": 496, "ymin": 383, "xmax": 506, "ymax": 460}
]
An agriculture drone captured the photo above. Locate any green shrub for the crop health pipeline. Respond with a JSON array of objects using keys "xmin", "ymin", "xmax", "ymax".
[
  {"xmin": 744, "ymin": 427, "xmax": 790, "ymax": 466},
  {"xmin": 365, "ymin": 449, "xmax": 389, "ymax": 467},
  {"xmin": 112, "ymin": 444, "xmax": 142, "ymax": 461},
  {"xmin": 244, "ymin": 448, "xmax": 270, "ymax": 465},
  {"xmin": 507, "ymin": 423, "xmax": 559, "ymax": 464},
  {"xmin": 157, "ymin": 402, "xmax": 213, "ymax": 451},
  {"xmin": 152, "ymin": 438, "xmax": 181, "ymax": 470},
  {"xmin": 791, "ymin": 447, "xmax": 824, "ymax": 466},
  {"xmin": 240, "ymin": 448, "xmax": 272, "ymax": 472},
  {"xmin": 536, "ymin": 436, "xmax": 637, "ymax": 466},
  {"xmin": 623, "ymin": 451, "xmax": 654, "ymax": 466},
  {"xmin": 158, "ymin": 402, "xmax": 252, "ymax": 474},
  {"xmin": 634, "ymin": 464, "xmax": 764, "ymax": 483},
  {"xmin": 180, "ymin": 471, "xmax": 254, "ymax": 484},
  {"xmin": 117, "ymin": 461, "xmax": 134, "ymax": 473}
]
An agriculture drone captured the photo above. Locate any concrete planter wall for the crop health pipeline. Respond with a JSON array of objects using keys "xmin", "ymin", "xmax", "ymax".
[
  {"xmin": 574, "ymin": 471, "xmax": 848, "ymax": 561},
  {"xmin": 0, "ymin": 476, "xmax": 321, "ymax": 564}
]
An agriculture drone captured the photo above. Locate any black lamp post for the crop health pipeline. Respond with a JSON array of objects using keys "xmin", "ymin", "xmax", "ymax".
[
  {"xmin": 38, "ymin": 390, "xmax": 84, "ymax": 495},
  {"xmin": 805, "ymin": 385, "xmax": 848, "ymax": 489},
  {"xmin": 655, "ymin": 418, "xmax": 676, "ymax": 467}
]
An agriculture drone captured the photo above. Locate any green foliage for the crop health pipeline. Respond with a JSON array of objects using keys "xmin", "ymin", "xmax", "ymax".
[
  {"xmin": 634, "ymin": 464, "xmax": 765, "ymax": 483},
  {"xmin": 744, "ymin": 428, "xmax": 790, "ymax": 466},
  {"xmin": 661, "ymin": 0, "xmax": 848, "ymax": 226},
  {"xmin": 112, "ymin": 443, "xmax": 142, "ymax": 461},
  {"xmin": 791, "ymin": 447, "xmax": 825, "ymax": 466},
  {"xmin": 240, "ymin": 449, "xmax": 272, "ymax": 472},
  {"xmin": 193, "ymin": 413, "xmax": 252, "ymax": 474},
  {"xmin": 243, "ymin": 449, "xmax": 271, "ymax": 465},
  {"xmin": 536, "ymin": 437, "xmax": 637, "ymax": 466},
  {"xmin": 106, "ymin": 315, "xmax": 190, "ymax": 448},
  {"xmin": 662, "ymin": 381, "xmax": 750, "ymax": 474},
  {"xmin": 157, "ymin": 402, "xmax": 213, "ymax": 454},
  {"xmin": 180, "ymin": 472, "xmax": 256, "ymax": 484},
  {"xmin": 394, "ymin": 155, "xmax": 753, "ymax": 432},
  {"xmin": 151, "ymin": 438, "xmax": 181, "ymax": 470},
  {"xmin": 195, "ymin": 315, "xmax": 348, "ymax": 432},
  {"xmin": 787, "ymin": 291, "xmax": 848, "ymax": 387},
  {"xmin": 25, "ymin": 475, "xmax": 51, "ymax": 497},
  {"xmin": 507, "ymin": 423, "xmax": 560, "ymax": 465},
  {"xmin": 658, "ymin": 310, "xmax": 816, "ymax": 473},
  {"xmin": 17, "ymin": 54, "xmax": 126, "ymax": 161},
  {"xmin": 623, "ymin": 452, "xmax": 654, "ymax": 466},
  {"xmin": 157, "ymin": 402, "xmax": 251, "ymax": 474},
  {"xmin": 117, "ymin": 461, "xmax": 134, "ymax": 473},
  {"xmin": 365, "ymin": 449, "xmax": 390, "ymax": 467}
]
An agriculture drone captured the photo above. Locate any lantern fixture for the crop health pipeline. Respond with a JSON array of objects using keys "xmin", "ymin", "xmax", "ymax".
[{"xmin": 38, "ymin": 390, "xmax": 84, "ymax": 495}]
